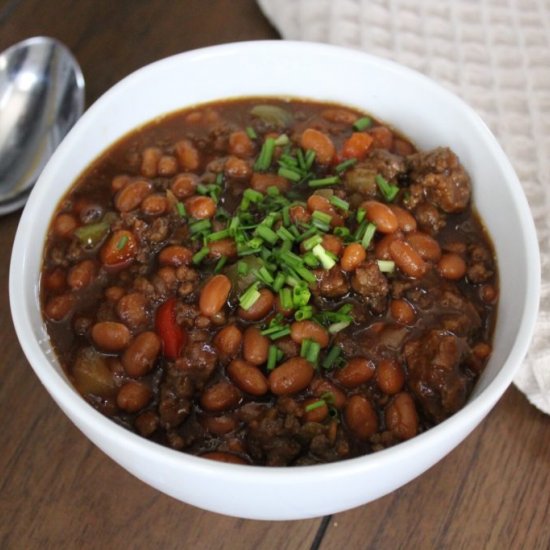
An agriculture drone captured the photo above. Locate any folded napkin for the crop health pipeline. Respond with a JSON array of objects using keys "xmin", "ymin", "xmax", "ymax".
[{"xmin": 258, "ymin": 0, "xmax": 550, "ymax": 414}]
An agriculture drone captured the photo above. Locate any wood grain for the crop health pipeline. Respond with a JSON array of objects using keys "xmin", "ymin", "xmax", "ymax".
[{"xmin": 1, "ymin": 1, "xmax": 549, "ymax": 548}]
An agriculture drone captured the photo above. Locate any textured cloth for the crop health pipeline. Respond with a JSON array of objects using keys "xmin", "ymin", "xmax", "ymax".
[{"xmin": 258, "ymin": 0, "xmax": 550, "ymax": 414}]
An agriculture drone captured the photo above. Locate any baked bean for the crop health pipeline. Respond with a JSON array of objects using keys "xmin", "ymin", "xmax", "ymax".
[
  {"xmin": 322, "ymin": 234, "xmax": 343, "ymax": 257},
  {"xmin": 238, "ymin": 288, "xmax": 274, "ymax": 321},
  {"xmin": 53, "ymin": 213, "xmax": 78, "ymax": 238},
  {"xmin": 117, "ymin": 292, "xmax": 148, "ymax": 329},
  {"xmin": 289, "ymin": 204, "xmax": 311, "ymax": 224},
  {"xmin": 242, "ymin": 326, "xmax": 269, "ymax": 365},
  {"xmin": 121, "ymin": 331, "xmax": 161, "ymax": 377},
  {"xmin": 225, "ymin": 156, "xmax": 252, "ymax": 179},
  {"xmin": 111, "ymin": 174, "xmax": 130, "ymax": 193},
  {"xmin": 344, "ymin": 395, "xmax": 378, "ymax": 440},
  {"xmin": 158, "ymin": 155, "xmax": 178, "ymax": 176},
  {"xmin": 307, "ymin": 194, "xmax": 335, "ymax": 218},
  {"xmin": 229, "ymin": 130, "xmax": 254, "ymax": 158},
  {"xmin": 171, "ymin": 173, "xmax": 198, "ymax": 199},
  {"xmin": 269, "ymin": 357, "xmax": 314, "ymax": 395},
  {"xmin": 310, "ymin": 378, "xmax": 347, "ymax": 409},
  {"xmin": 251, "ymin": 172, "xmax": 290, "ymax": 193},
  {"xmin": 303, "ymin": 397, "xmax": 329, "ymax": 423},
  {"xmin": 362, "ymin": 201, "xmax": 399, "ymax": 234},
  {"xmin": 389, "ymin": 205, "xmax": 417, "ymax": 232},
  {"xmin": 342, "ymin": 132, "xmax": 373, "ymax": 160},
  {"xmin": 100, "ymin": 230, "xmax": 137, "ymax": 268},
  {"xmin": 406, "ymin": 232, "xmax": 441, "ymax": 262},
  {"xmin": 141, "ymin": 193, "xmax": 168, "ymax": 216},
  {"xmin": 290, "ymin": 320, "xmax": 329, "ymax": 348},
  {"xmin": 274, "ymin": 295, "xmax": 294, "ymax": 317},
  {"xmin": 141, "ymin": 147, "xmax": 162, "ymax": 177},
  {"xmin": 105, "ymin": 286, "xmax": 125, "ymax": 302},
  {"xmin": 473, "ymin": 342, "xmax": 492, "ymax": 360},
  {"xmin": 227, "ymin": 359, "xmax": 269, "ymax": 396},
  {"xmin": 437, "ymin": 253, "xmax": 467, "ymax": 280},
  {"xmin": 385, "ymin": 392, "xmax": 418, "ymax": 440},
  {"xmin": 199, "ymin": 274, "xmax": 231, "ymax": 317},
  {"xmin": 208, "ymin": 238, "xmax": 237, "ymax": 259},
  {"xmin": 375, "ymin": 232, "xmax": 402, "ymax": 260},
  {"xmin": 200, "ymin": 381, "xmax": 241, "ymax": 412},
  {"xmin": 42, "ymin": 267, "xmax": 66, "ymax": 292},
  {"xmin": 214, "ymin": 325, "xmax": 242, "ymax": 357},
  {"xmin": 389, "ymin": 239, "xmax": 427, "ymax": 278},
  {"xmin": 200, "ymin": 414, "xmax": 238, "ymax": 435},
  {"xmin": 393, "ymin": 138, "xmax": 415, "ymax": 156},
  {"xmin": 480, "ymin": 284, "xmax": 498, "ymax": 304},
  {"xmin": 159, "ymin": 245, "xmax": 192, "ymax": 267},
  {"xmin": 175, "ymin": 139, "xmax": 200, "ymax": 170},
  {"xmin": 201, "ymin": 451, "xmax": 247, "ymax": 464},
  {"xmin": 376, "ymin": 358, "xmax": 405, "ymax": 395},
  {"xmin": 390, "ymin": 299, "xmax": 416, "ymax": 325},
  {"xmin": 91, "ymin": 321, "xmax": 131, "ymax": 352},
  {"xmin": 369, "ymin": 125, "xmax": 393, "ymax": 149},
  {"xmin": 117, "ymin": 380, "xmax": 152, "ymax": 413},
  {"xmin": 67, "ymin": 259, "xmax": 96, "ymax": 290},
  {"xmin": 134, "ymin": 410, "xmax": 159, "ymax": 437},
  {"xmin": 321, "ymin": 108, "xmax": 357, "ymax": 124},
  {"xmin": 334, "ymin": 357, "xmax": 375, "ymax": 388},
  {"xmin": 185, "ymin": 195, "xmax": 216, "ymax": 219},
  {"xmin": 341, "ymin": 242, "xmax": 367, "ymax": 271},
  {"xmin": 44, "ymin": 293, "xmax": 74, "ymax": 321},
  {"xmin": 300, "ymin": 128, "xmax": 335, "ymax": 164},
  {"xmin": 115, "ymin": 179, "xmax": 152, "ymax": 212}
]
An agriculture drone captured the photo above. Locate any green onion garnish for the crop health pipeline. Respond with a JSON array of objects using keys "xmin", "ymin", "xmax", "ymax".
[
  {"xmin": 295, "ymin": 266, "xmax": 317, "ymax": 284},
  {"xmin": 255, "ymin": 225, "xmax": 279, "ymax": 245},
  {"xmin": 267, "ymin": 345, "xmax": 279, "ymax": 371},
  {"xmin": 305, "ymin": 399, "xmax": 326, "ymax": 413},
  {"xmin": 274, "ymin": 134, "xmax": 290, "ymax": 146},
  {"xmin": 377, "ymin": 260, "xmax": 396, "ymax": 273},
  {"xmin": 189, "ymin": 219, "xmax": 212, "ymax": 235},
  {"xmin": 322, "ymin": 345, "xmax": 342, "ymax": 369},
  {"xmin": 306, "ymin": 340, "xmax": 321, "ymax": 366},
  {"xmin": 375, "ymin": 174, "xmax": 399, "ymax": 202},
  {"xmin": 116, "ymin": 235, "xmax": 128, "ymax": 250},
  {"xmin": 300, "ymin": 339, "xmax": 312, "ymax": 359},
  {"xmin": 312, "ymin": 244, "xmax": 336, "ymax": 270},
  {"xmin": 176, "ymin": 202, "xmax": 186, "ymax": 218},
  {"xmin": 267, "ymin": 327, "xmax": 292, "ymax": 340},
  {"xmin": 361, "ymin": 222, "xmax": 377, "ymax": 249},
  {"xmin": 272, "ymin": 272, "xmax": 286, "ymax": 292},
  {"xmin": 237, "ymin": 260, "xmax": 249, "ymax": 275},
  {"xmin": 308, "ymin": 176, "xmax": 340, "ymax": 188},
  {"xmin": 192, "ymin": 246, "xmax": 210, "ymax": 265},
  {"xmin": 246, "ymin": 126, "xmax": 257, "ymax": 139},
  {"xmin": 214, "ymin": 256, "xmax": 228, "ymax": 273},
  {"xmin": 353, "ymin": 116, "xmax": 373, "ymax": 131},
  {"xmin": 206, "ymin": 229, "xmax": 231, "ymax": 242},
  {"xmin": 278, "ymin": 166, "xmax": 302, "ymax": 182},
  {"xmin": 328, "ymin": 321, "xmax": 351, "ymax": 334},
  {"xmin": 292, "ymin": 283, "xmax": 311, "ymax": 307},
  {"xmin": 243, "ymin": 188, "xmax": 264, "ymax": 203},
  {"xmin": 303, "ymin": 234, "xmax": 323, "ymax": 251},
  {"xmin": 356, "ymin": 208, "xmax": 366, "ymax": 223},
  {"xmin": 295, "ymin": 305, "xmax": 313, "ymax": 321},
  {"xmin": 254, "ymin": 137, "xmax": 276, "ymax": 171},
  {"xmin": 279, "ymin": 287, "xmax": 293, "ymax": 310},
  {"xmin": 276, "ymin": 226, "xmax": 295, "ymax": 242},
  {"xmin": 329, "ymin": 195, "xmax": 350, "ymax": 211},
  {"xmin": 239, "ymin": 282, "xmax": 261, "ymax": 310},
  {"xmin": 335, "ymin": 158, "xmax": 358, "ymax": 174}
]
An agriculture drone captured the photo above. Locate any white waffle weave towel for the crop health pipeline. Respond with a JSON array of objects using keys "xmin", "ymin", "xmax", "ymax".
[{"xmin": 258, "ymin": 0, "xmax": 550, "ymax": 414}]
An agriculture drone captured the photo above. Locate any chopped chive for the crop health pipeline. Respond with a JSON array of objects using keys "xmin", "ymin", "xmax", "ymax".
[
  {"xmin": 280, "ymin": 250, "xmax": 304, "ymax": 270},
  {"xmin": 282, "ymin": 206, "xmax": 290, "ymax": 227},
  {"xmin": 274, "ymin": 134, "xmax": 290, "ymax": 146},
  {"xmin": 300, "ymin": 339, "xmax": 312, "ymax": 359},
  {"xmin": 295, "ymin": 226, "xmax": 318, "ymax": 243},
  {"xmin": 295, "ymin": 266, "xmax": 317, "ymax": 284},
  {"xmin": 254, "ymin": 137, "xmax": 276, "ymax": 171},
  {"xmin": 196, "ymin": 183, "xmax": 209, "ymax": 195},
  {"xmin": 267, "ymin": 186, "xmax": 280, "ymax": 197},
  {"xmin": 306, "ymin": 341, "xmax": 321, "ymax": 365},
  {"xmin": 328, "ymin": 321, "xmax": 351, "ymax": 334},
  {"xmin": 312, "ymin": 244, "xmax": 336, "ymax": 270},
  {"xmin": 308, "ymin": 176, "xmax": 340, "ymax": 188},
  {"xmin": 272, "ymin": 272, "xmax": 286, "ymax": 292},
  {"xmin": 295, "ymin": 305, "xmax": 313, "ymax": 321},
  {"xmin": 303, "ymin": 234, "xmax": 323, "ymax": 251},
  {"xmin": 285, "ymin": 272, "xmax": 300, "ymax": 288},
  {"xmin": 305, "ymin": 399, "xmax": 326, "ymax": 413},
  {"xmin": 278, "ymin": 166, "xmax": 302, "ymax": 182},
  {"xmin": 375, "ymin": 174, "xmax": 399, "ymax": 202},
  {"xmin": 312, "ymin": 210, "xmax": 332, "ymax": 224},
  {"xmin": 377, "ymin": 260, "xmax": 396, "ymax": 273},
  {"xmin": 257, "ymin": 266, "xmax": 275, "ymax": 285},
  {"xmin": 303, "ymin": 251, "xmax": 320, "ymax": 268},
  {"xmin": 335, "ymin": 158, "xmax": 358, "ymax": 174},
  {"xmin": 215, "ymin": 172, "xmax": 224, "ymax": 186},
  {"xmin": 116, "ymin": 235, "xmax": 128, "ymax": 250},
  {"xmin": 361, "ymin": 222, "xmax": 377, "ymax": 248},
  {"xmin": 246, "ymin": 126, "xmax": 257, "ymax": 139},
  {"xmin": 280, "ymin": 153, "xmax": 298, "ymax": 167},
  {"xmin": 239, "ymin": 282, "xmax": 261, "ymax": 310},
  {"xmin": 276, "ymin": 226, "xmax": 295, "ymax": 242},
  {"xmin": 261, "ymin": 323, "xmax": 286, "ymax": 336},
  {"xmin": 248, "ymin": 237, "xmax": 263, "ymax": 249},
  {"xmin": 267, "ymin": 345, "xmax": 279, "ymax": 371},
  {"xmin": 254, "ymin": 225, "xmax": 279, "ymax": 245},
  {"xmin": 279, "ymin": 287, "xmax": 293, "ymax": 310},
  {"xmin": 192, "ymin": 246, "xmax": 210, "ymax": 264},
  {"xmin": 280, "ymin": 239, "xmax": 292, "ymax": 253},
  {"xmin": 353, "ymin": 116, "xmax": 373, "ymax": 131},
  {"xmin": 228, "ymin": 216, "xmax": 240, "ymax": 235},
  {"xmin": 305, "ymin": 149, "xmax": 316, "ymax": 169},
  {"xmin": 334, "ymin": 226, "xmax": 351, "ymax": 239},
  {"xmin": 214, "ymin": 255, "xmax": 228, "ymax": 273},
  {"xmin": 354, "ymin": 220, "xmax": 368, "ymax": 241},
  {"xmin": 176, "ymin": 202, "xmax": 186, "ymax": 218},
  {"xmin": 322, "ymin": 345, "xmax": 342, "ymax": 369},
  {"xmin": 189, "ymin": 219, "xmax": 212, "ymax": 234},
  {"xmin": 206, "ymin": 229, "xmax": 231, "ymax": 242},
  {"xmin": 243, "ymin": 188, "xmax": 264, "ymax": 203},
  {"xmin": 296, "ymin": 149, "xmax": 307, "ymax": 172},
  {"xmin": 267, "ymin": 327, "xmax": 291, "ymax": 340},
  {"xmin": 292, "ymin": 283, "xmax": 311, "ymax": 307},
  {"xmin": 329, "ymin": 195, "xmax": 350, "ymax": 211},
  {"xmin": 356, "ymin": 208, "xmax": 366, "ymax": 223}
]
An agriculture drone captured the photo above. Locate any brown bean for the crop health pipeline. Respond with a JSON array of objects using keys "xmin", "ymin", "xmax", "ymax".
[
  {"xmin": 321, "ymin": 108, "xmax": 357, "ymax": 124},
  {"xmin": 289, "ymin": 204, "xmax": 311, "ymax": 224},
  {"xmin": 227, "ymin": 359, "xmax": 269, "ymax": 396},
  {"xmin": 159, "ymin": 245, "xmax": 192, "ymax": 267},
  {"xmin": 199, "ymin": 274, "xmax": 231, "ymax": 317},
  {"xmin": 111, "ymin": 174, "xmax": 130, "ymax": 193},
  {"xmin": 67, "ymin": 259, "xmax": 96, "ymax": 290},
  {"xmin": 269, "ymin": 357, "xmax": 315, "ymax": 395},
  {"xmin": 341, "ymin": 242, "xmax": 367, "ymax": 272},
  {"xmin": 135, "ymin": 411, "xmax": 159, "ymax": 437},
  {"xmin": 242, "ymin": 326, "xmax": 269, "ymax": 366},
  {"xmin": 141, "ymin": 147, "xmax": 162, "ymax": 177},
  {"xmin": 53, "ymin": 213, "xmax": 78, "ymax": 238},
  {"xmin": 393, "ymin": 138, "xmax": 415, "ymax": 156},
  {"xmin": 306, "ymin": 195, "xmax": 340, "ymax": 226},
  {"xmin": 480, "ymin": 284, "xmax": 498, "ymax": 304},
  {"xmin": 322, "ymin": 234, "xmax": 343, "ymax": 257},
  {"xmin": 141, "ymin": 193, "xmax": 168, "ymax": 216},
  {"xmin": 117, "ymin": 380, "xmax": 152, "ymax": 413},
  {"xmin": 251, "ymin": 172, "xmax": 290, "ymax": 193},
  {"xmin": 185, "ymin": 195, "xmax": 216, "ymax": 219},
  {"xmin": 375, "ymin": 232, "xmax": 402, "ymax": 260},
  {"xmin": 229, "ymin": 130, "xmax": 255, "ymax": 158},
  {"xmin": 121, "ymin": 331, "xmax": 161, "ymax": 377},
  {"xmin": 303, "ymin": 397, "xmax": 329, "ymax": 423},
  {"xmin": 200, "ymin": 381, "xmax": 241, "ymax": 412},
  {"xmin": 115, "ymin": 179, "xmax": 152, "ymax": 212},
  {"xmin": 389, "ymin": 204, "xmax": 417, "ymax": 232},
  {"xmin": 42, "ymin": 267, "xmax": 67, "ymax": 292},
  {"xmin": 406, "ymin": 232, "xmax": 442, "ymax": 262},
  {"xmin": 105, "ymin": 286, "xmax": 125, "ymax": 302},
  {"xmin": 390, "ymin": 299, "xmax": 416, "ymax": 325},
  {"xmin": 334, "ymin": 357, "xmax": 375, "ymax": 388},
  {"xmin": 300, "ymin": 128, "xmax": 335, "ymax": 164},
  {"xmin": 44, "ymin": 293, "xmax": 74, "ymax": 321},
  {"xmin": 91, "ymin": 321, "xmax": 131, "ymax": 352},
  {"xmin": 437, "ymin": 253, "xmax": 467, "ymax": 280},
  {"xmin": 389, "ymin": 239, "xmax": 427, "ymax": 278},
  {"xmin": 117, "ymin": 292, "xmax": 148, "ymax": 330},
  {"xmin": 171, "ymin": 173, "xmax": 198, "ymax": 199},
  {"xmin": 208, "ymin": 238, "xmax": 237, "ymax": 259},
  {"xmin": 200, "ymin": 414, "xmax": 238, "ymax": 435},
  {"xmin": 201, "ymin": 451, "xmax": 247, "ymax": 465},
  {"xmin": 344, "ymin": 395, "xmax": 379, "ymax": 440},
  {"xmin": 376, "ymin": 358, "xmax": 405, "ymax": 395},
  {"xmin": 385, "ymin": 392, "xmax": 418, "ymax": 440},
  {"xmin": 310, "ymin": 378, "xmax": 347, "ymax": 409},
  {"xmin": 225, "ymin": 156, "xmax": 252, "ymax": 179},
  {"xmin": 175, "ymin": 139, "xmax": 200, "ymax": 170},
  {"xmin": 158, "ymin": 155, "xmax": 178, "ymax": 176},
  {"xmin": 238, "ymin": 288, "xmax": 274, "ymax": 321},
  {"xmin": 473, "ymin": 342, "xmax": 492, "ymax": 360},
  {"xmin": 369, "ymin": 125, "xmax": 394, "ymax": 149},
  {"xmin": 214, "ymin": 325, "xmax": 242, "ymax": 357},
  {"xmin": 290, "ymin": 320, "xmax": 329, "ymax": 348},
  {"xmin": 362, "ymin": 201, "xmax": 399, "ymax": 234}
]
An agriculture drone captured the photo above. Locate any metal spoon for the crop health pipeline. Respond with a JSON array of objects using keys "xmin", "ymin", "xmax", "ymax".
[{"xmin": 0, "ymin": 36, "xmax": 85, "ymax": 214}]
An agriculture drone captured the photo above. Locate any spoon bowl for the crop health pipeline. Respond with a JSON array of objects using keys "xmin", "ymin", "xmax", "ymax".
[{"xmin": 0, "ymin": 36, "xmax": 84, "ymax": 212}]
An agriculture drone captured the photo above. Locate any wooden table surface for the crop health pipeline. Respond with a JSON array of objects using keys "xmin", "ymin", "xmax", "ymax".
[{"xmin": 1, "ymin": 1, "xmax": 549, "ymax": 548}]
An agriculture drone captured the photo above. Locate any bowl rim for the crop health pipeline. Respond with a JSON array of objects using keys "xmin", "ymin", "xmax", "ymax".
[{"xmin": 9, "ymin": 39, "xmax": 541, "ymax": 482}]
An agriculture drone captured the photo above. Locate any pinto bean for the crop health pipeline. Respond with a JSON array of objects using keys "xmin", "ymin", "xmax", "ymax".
[
  {"xmin": 406, "ymin": 232, "xmax": 442, "ymax": 262},
  {"xmin": 141, "ymin": 193, "xmax": 168, "ymax": 216},
  {"xmin": 344, "ymin": 395, "xmax": 379, "ymax": 440},
  {"xmin": 389, "ymin": 205, "xmax": 417, "ymax": 232},
  {"xmin": 115, "ymin": 179, "xmax": 152, "ymax": 212},
  {"xmin": 376, "ymin": 358, "xmax": 405, "ymax": 395},
  {"xmin": 185, "ymin": 195, "xmax": 216, "ymax": 219},
  {"xmin": 334, "ymin": 357, "xmax": 375, "ymax": 388},
  {"xmin": 105, "ymin": 286, "xmax": 125, "ymax": 302},
  {"xmin": 201, "ymin": 451, "xmax": 247, "ymax": 464},
  {"xmin": 171, "ymin": 173, "xmax": 198, "ymax": 199},
  {"xmin": 67, "ymin": 259, "xmax": 96, "ymax": 290},
  {"xmin": 389, "ymin": 239, "xmax": 427, "ymax": 278},
  {"xmin": 341, "ymin": 242, "xmax": 367, "ymax": 272},
  {"xmin": 214, "ymin": 325, "xmax": 242, "ymax": 357},
  {"xmin": 44, "ymin": 293, "xmax": 74, "ymax": 321},
  {"xmin": 473, "ymin": 342, "xmax": 492, "ymax": 360},
  {"xmin": 229, "ymin": 130, "xmax": 255, "ymax": 158},
  {"xmin": 322, "ymin": 234, "xmax": 343, "ymax": 257},
  {"xmin": 175, "ymin": 139, "xmax": 200, "ymax": 171},
  {"xmin": 199, "ymin": 274, "xmax": 231, "ymax": 317},
  {"xmin": 225, "ymin": 156, "xmax": 252, "ymax": 179},
  {"xmin": 289, "ymin": 204, "xmax": 310, "ymax": 224},
  {"xmin": 200, "ymin": 381, "xmax": 241, "ymax": 412},
  {"xmin": 369, "ymin": 125, "xmax": 393, "ymax": 149},
  {"xmin": 91, "ymin": 321, "xmax": 131, "ymax": 352},
  {"xmin": 269, "ymin": 357, "xmax": 314, "ymax": 395},
  {"xmin": 200, "ymin": 414, "xmax": 238, "ymax": 435},
  {"xmin": 362, "ymin": 201, "xmax": 399, "ymax": 234},
  {"xmin": 121, "ymin": 331, "xmax": 161, "ymax": 377},
  {"xmin": 158, "ymin": 155, "xmax": 178, "ymax": 176},
  {"xmin": 390, "ymin": 299, "xmax": 416, "ymax": 325},
  {"xmin": 238, "ymin": 288, "xmax": 274, "ymax": 321},
  {"xmin": 208, "ymin": 238, "xmax": 237, "ymax": 259},
  {"xmin": 437, "ymin": 253, "xmax": 467, "ymax": 280},
  {"xmin": 141, "ymin": 147, "xmax": 162, "ymax": 177},
  {"xmin": 290, "ymin": 320, "xmax": 329, "ymax": 348},
  {"xmin": 375, "ymin": 232, "xmax": 402, "ymax": 260},
  {"xmin": 117, "ymin": 292, "xmax": 148, "ymax": 330},
  {"xmin": 310, "ymin": 378, "xmax": 347, "ymax": 409},
  {"xmin": 111, "ymin": 174, "xmax": 130, "ymax": 193},
  {"xmin": 385, "ymin": 392, "xmax": 418, "ymax": 440},
  {"xmin": 53, "ymin": 213, "xmax": 78, "ymax": 238},
  {"xmin": 159, "ymin": 245, "xmax": 192, "ymax": 267},
  {"xmin": 300, "ymin": 128, "xmax": 335, "ymax": 164},
  {"xmin": 251, "ymin": 173, "xmax": 290, "ymax": 193},
  {"xmin": 303, "ymin": 397, "xmax": 329, "ymax": 423},
  {"xmin": 42, "ymin": 267, "xmax": 67, "ymax": 292},
  {"xmin": 117, "ymin": 381, "xmax": 152, "ymax": 413},
  {"xmin": 242, "ymin": 327, "xmax": 269, "ymax": 365},
  {"xmin": 227, "ymin": 359, "xmax": 269, "ymax": 396}
]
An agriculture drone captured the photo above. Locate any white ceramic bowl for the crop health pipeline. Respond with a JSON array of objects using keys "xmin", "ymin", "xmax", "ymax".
[{"xmin": 9, "ymin": 41, "xmax": 540, "ymax": 520}]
